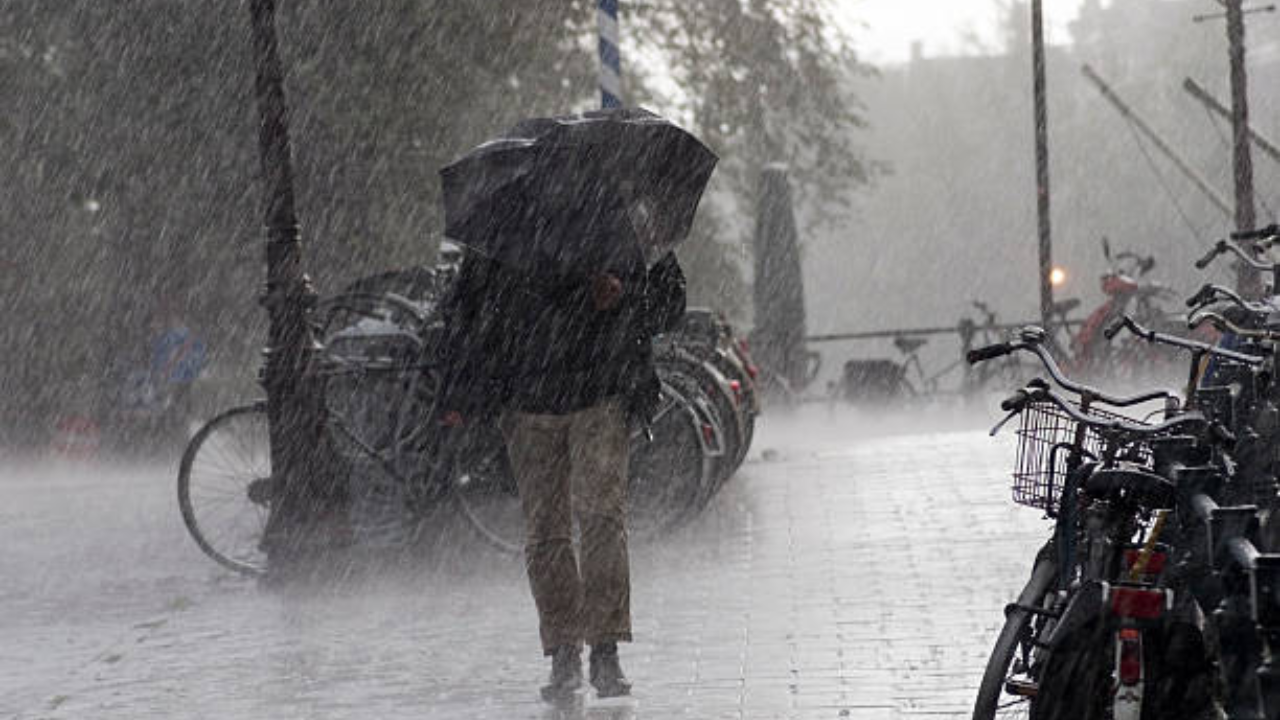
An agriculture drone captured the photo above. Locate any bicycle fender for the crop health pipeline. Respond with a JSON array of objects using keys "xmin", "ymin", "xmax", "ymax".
[{"xmin": 1042, "ymin": 580, "xmax": 1106, "ymax": 651}]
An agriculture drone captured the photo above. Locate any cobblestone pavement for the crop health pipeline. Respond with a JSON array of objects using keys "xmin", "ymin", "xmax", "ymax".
[{"xmin": 2, "ymin": 406, "xmax": 1048, "ymax": 719}]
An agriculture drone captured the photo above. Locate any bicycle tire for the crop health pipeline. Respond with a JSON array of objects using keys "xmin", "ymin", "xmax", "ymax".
[
  {"xmin": 452, "ymin": 381, "xmax": 713, "ymax": 554},
  {"xmin": 655, "ymin": 367, "xmax": 725, "ymax": 507},
  {"xmin": 1030, "ymin": 616, "xmax": 1117, "ymax": 720},
  {"xmin": 1032, "ymin": 610, "xmax": 1215, "ymax": 720},
  {"xmin": 700, "ymin": 370, "xmax": 746, "ymax": 483},
  {"xmin": 628, "ymin": 382, "xmax": 711, "ymax": 532},
  {"xmin": 451, "ymin": 487, "xmax": 522, "ymax": 555},
  {"xmin": 177, "ymin": 403, "xmax": 272, "ymax": 576},
  {"xmin": 449, "ymin": 429, "xmax": 524, "ymax": 556},
  {"xmin": 661, "ymin": 352, "xmax": 744, "ymax": 463},
  {"xmin": 704, "ymin": 350, "xmax": 757, "ymax": 469},
  {"xmin": 973, "ymin": 557, "xmax": 1057, "ymax": 720}
]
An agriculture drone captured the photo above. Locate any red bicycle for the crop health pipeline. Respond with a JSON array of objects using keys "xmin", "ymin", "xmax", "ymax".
[{"xmin": 1055, "ymin": 238, "xmax": 1179, "ymax": 382}]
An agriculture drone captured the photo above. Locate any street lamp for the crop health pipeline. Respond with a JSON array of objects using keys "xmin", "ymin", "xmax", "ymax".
[
  {"xmin": 246, "ymin": 0, "xmax": 344, "ymax": 562},
  {"xmin": 1031, "ymin": 0, "xmax": 1054, "ymax": 327}
]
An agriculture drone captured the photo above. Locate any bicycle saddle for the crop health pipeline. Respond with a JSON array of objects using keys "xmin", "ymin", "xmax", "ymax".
[
  {"xmin": 1052, "ymin": 298, "xmax": 1081, "ymax": 316},
  {"xmin": 1084, "ymin": 467, "xmax": 1176, "ymax": 509},
  {"xmin": 894, "ymin": 336, "xmax": 928, "ymax": 354}
]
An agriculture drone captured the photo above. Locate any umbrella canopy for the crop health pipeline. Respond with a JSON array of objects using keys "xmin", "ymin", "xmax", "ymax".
[{"xmin": 440, "ymin": 107, "xmax": 716, "ymax": 277}]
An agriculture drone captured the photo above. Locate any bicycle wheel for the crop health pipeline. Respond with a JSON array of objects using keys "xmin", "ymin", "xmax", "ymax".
[
  {"xmin": 651, "ymin": 369, "xmax": 723, "ymax": 508},
  {"xmin": 686, "ymin": 361, "xmax": 744, "ymax": 484},
  {"xmin": 973, "ymin": 558, "xmax": 1057, "ymax": 720},
  {"xmin": 177, "ymin": 403, "xmax": 272, "ymax": 576},
  {"xmin": 1030, "ymin": 616, "xmax": 1116, "ymax": 720},
  {"xmin": 660, "ymin": 352, "xmax": 741, "ymax": 437},
  {"xmin": 628, "ymin": 382, "xmax": 711, "ymax": 533},
  {"xmin": 450, "ymin": 424, "xmax": 523, "ymax": 555},
  {"xmin": 453, "ymin": 383, "xmax": 713, "ymax": 552}
]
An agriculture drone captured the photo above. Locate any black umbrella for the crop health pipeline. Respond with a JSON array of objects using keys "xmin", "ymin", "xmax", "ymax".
[{"xmin": 440, "ymin": 107, "xmax": 717, "ymax": 276}]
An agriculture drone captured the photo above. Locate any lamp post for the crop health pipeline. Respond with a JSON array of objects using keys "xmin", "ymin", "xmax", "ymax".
[
  {"xmin": 246, "ymin": 0, "xmax": 331, "ymax": 557},
  {"xmin": 1031, "ymin": 0, "xmax": 1053, "ymax": 327}
]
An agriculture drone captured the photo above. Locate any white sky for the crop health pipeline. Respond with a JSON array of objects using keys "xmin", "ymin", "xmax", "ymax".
[{"xmin": 836, "ymin": 0, "xmax": 1088, "ymax": 64}]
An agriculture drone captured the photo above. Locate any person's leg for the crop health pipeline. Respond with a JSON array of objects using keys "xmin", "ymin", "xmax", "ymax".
[
  {"xmin": 568, "ymin": 397, "xmax": 633, "ymax": 696},
  {"xmin": 500, "ymin": 411, "xmax": 581, "ymax": 655}
]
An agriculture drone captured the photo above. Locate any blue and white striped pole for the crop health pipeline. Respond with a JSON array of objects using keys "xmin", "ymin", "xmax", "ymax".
[{"xmin": 597, "ymin": 0, "xmax": 623, "ymax": 108}]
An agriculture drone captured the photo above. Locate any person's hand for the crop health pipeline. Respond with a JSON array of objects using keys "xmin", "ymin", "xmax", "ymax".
[
  {"xmin": 439, "ymin": 410, "xmax": 465, "ymax": 427},
  {"xmin": 591, "ymin": 273, "xmax": 624, "ymax": 311}
]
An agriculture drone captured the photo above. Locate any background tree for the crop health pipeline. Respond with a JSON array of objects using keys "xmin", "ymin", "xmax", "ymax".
[
  {"xmin": 0, "ymin": 0, "xmax": 870, "ymax": 449},
  {"xmin": 627, "ymin": 0, "xmax": 878, "ymax": 315}
]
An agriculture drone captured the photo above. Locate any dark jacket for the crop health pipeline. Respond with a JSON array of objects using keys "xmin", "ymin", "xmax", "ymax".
[{"xmin": 436, "ymin": 250, "xmax": 685, "ymax": 422}]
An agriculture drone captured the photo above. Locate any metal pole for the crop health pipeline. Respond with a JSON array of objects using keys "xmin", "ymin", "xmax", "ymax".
[
  {"xmin": 597, "ymin": 0, "xmax": 623, "ymax": 108},
  {"xmin": 1031, "ymin": 0, "xmax": 1053, "ymax": 327},
  {"xmin": 1082, "ymin": 64, "xmax": 1233, "ymax": 218},
  {"xmin": 247, "ymin": 0, "xmax": 326, "ymax": 556},
  {"xmin": 1183, "ymin": 77, "xmax": 1280, "ymax": 165},
  {"xmin": 1226, "ymin": 0, "xmax": 1261, "ymax": 295}
]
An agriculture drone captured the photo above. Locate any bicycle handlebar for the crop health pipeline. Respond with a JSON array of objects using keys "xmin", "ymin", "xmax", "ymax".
[
  {"xmin": 970, "ymin": 299, "xmax": 998, "ymax": 326},
  {"xmin": 1196, "ymin": 239, "xmax": 1277, "ymax": 272},
  {"xmin": 1185, "ymin": 283, "xmax": 1255, "ymax": 311},
  {"xmin": 968, "ymin": 326, "xmax": 1180, "ymax": 408},
  {"xmin": 1188, "ymin": 309, "xmax": 1280, "ymax": 342},
  {"xmin": 1115, "ymin": 251, "xmax": 1157, "ymax": 276},
  {"xmin": 1008, "ymin": 385, "xmax": 1206, "ymax": 437},
  {"xmin": 1195, "ymin": 242, "xmax": 1224, "ymax": 270},
  {"xmin": 1000, "ymin": 387, "xmax": 1032, "ymax": 412},
  {"xmin": 1106, "ymin": 314, "xmax": 1266, "ymax": 366},
  {"xmin": 1102, "ymin": 316, "xmax": 1132, "ymax": 342},
  {"xmin": 966, "ymin": 342, "xmax": 1013, "ymax": 363},
  {"xmin": 1231, "ymin": 224, "xmax": 1280, "ymax": 242}
]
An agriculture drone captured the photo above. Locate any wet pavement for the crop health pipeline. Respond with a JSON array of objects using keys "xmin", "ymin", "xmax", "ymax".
[{"xmin": 2, "ymin": 406, "xmax": 1047, "ymax": 719}]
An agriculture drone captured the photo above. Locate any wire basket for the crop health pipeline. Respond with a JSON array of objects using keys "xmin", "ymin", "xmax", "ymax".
[{"xmin": 1012, "ymin": 401, "xmax": 1150, "ymax": 512}]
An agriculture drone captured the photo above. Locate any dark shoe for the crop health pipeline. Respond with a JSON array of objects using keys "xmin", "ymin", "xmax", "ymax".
[
  {"xmin": 589, "ymin": 642, "xmax": 632, "ymax": 698},
  {"xmin": 540, "ymin": 645, "xmax": 583, "ymax": 702}
]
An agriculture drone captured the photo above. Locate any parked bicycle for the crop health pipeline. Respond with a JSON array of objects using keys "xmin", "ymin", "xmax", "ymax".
[
  {"xmin": 968, "ymin": 326, "xmax": 1241, "ymax": 720},
  {"xmin": 973, "ymin": 224, "xmax": 1280, "ymax": 719},
  {"xmin": 1063, "ymin": 237, "xmax": 1179, "ymax": 382},
  {"xmin": 833, "ymin": 334, "xmax": 947, "ymax": 404},
  {"xmin": 661, "ymin": 308, "xmax": 760, "ymax": 487},
  {"xmin": 176, "ymin": 266, "xmax": 755, "ymax": 574}
]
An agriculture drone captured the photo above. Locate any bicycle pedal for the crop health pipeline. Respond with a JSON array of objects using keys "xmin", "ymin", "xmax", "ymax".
[{"xmin": 1004, "ymin": 678, "xmax": 1038, "ymax": 698}]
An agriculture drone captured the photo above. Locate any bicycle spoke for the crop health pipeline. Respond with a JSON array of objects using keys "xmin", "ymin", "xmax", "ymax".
[{"xmin": 179, "ymin": 405, "xmax": 271, "ymax": 575}]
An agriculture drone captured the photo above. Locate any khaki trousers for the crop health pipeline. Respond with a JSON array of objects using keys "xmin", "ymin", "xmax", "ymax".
[{"xmin": 500, "ymin": 397, "xmax": 632, "ymax": 654}]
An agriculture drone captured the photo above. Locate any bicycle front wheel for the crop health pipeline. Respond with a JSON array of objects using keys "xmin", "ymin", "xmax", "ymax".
[
  {"xmin": 629, "ymin": 391, "xmax": 708, "ymax": 533},
  {"xmin": 177, "ymin": 403, "xmax": 272, "ymax": 576},
  {"xmin": 973, "ymin": 557, "xmax": 1057, "ymax": 720},
  {"xmin": 450, "ymin": 427, "xmax": 524, "ymax": 556}
]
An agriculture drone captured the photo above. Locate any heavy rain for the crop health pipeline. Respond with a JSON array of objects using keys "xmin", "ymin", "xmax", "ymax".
[{"xmin": 4, "ymin": 0, "xmax": 1280, "ymax": 718}]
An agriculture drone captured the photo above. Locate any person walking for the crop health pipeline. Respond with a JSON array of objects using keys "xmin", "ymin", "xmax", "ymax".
[
  {"xmin": 436, "ymin": 232, "xmax": 685, "ymax": 700},
  {"xmin": 436, "ymin": 107, "xmax": 713, "ymax": 700}
]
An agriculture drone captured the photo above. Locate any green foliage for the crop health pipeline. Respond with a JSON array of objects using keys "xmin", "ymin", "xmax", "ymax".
[
  {"xmin": 626, "ymin": 0, "xmax": 876, "ymax": 316},
  {"xmin": 629, "ymin": 0, "xmax": 873, "ymax": 211}
]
